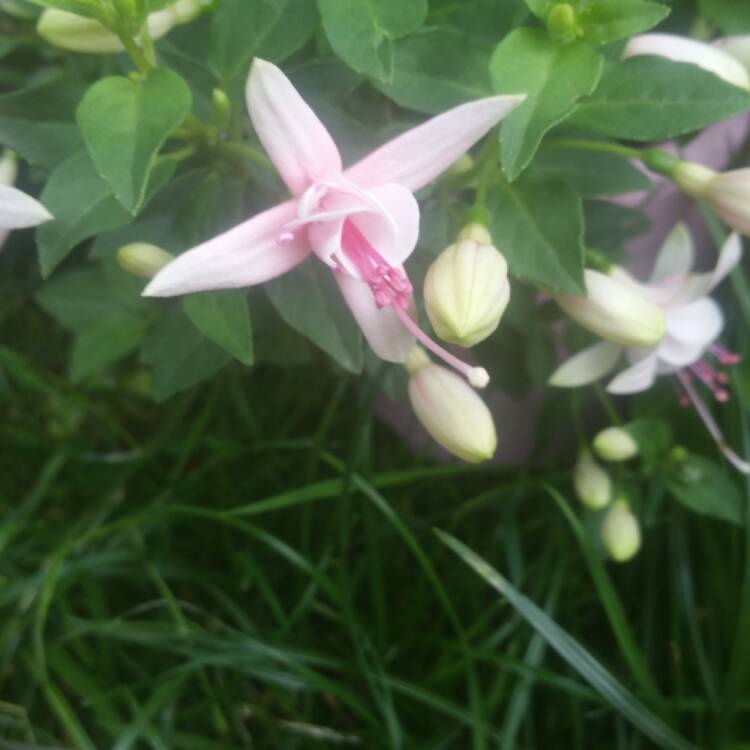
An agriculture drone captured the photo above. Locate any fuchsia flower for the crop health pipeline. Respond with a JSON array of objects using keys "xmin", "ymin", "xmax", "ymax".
[{"xmin": 144, "ymin": 59, "xmax": 524, "ymax": 385}]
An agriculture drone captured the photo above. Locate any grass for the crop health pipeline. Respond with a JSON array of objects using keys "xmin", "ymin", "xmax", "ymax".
[{"xmin": 2, "ymin": 260, "xmax": 750, "ymax": 749}]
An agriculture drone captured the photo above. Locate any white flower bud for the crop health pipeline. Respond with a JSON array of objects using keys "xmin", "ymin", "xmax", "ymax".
[
  {"xmin": 601, "ymin": 500, "xmax": 641, "ymax": 562},
  {"xmin": 406, "ymin": 348, "xmax": 497, "ymax": 463},
  {"xmin": 424, "ymin": 238, "xmax": 510, "ymax": 348},
  {"xmin": 573, "ymin": 452, "xmax": 612, "ymax": 510},
  {"xmin": 624, "ymin": 33, "xmax": 750, "ymax": 90},
  {"xmin": 37, "ymin": 0, "xmax": 202, "ymax": 53},
  {"xmin": 593, "ymin": 427, "xmax": 639, "ymax": 462},
  {"xmin": 0, "ymin": 149, "xmax": 18, "ymax": 187},
  {"xmin": 457, "ymin": 222, "xmax": 492, "ymax": 245},
  {"xmin": 117, "ymin": 243, "xmax": 174, "ymax": 278},
  {"xmin": 554, "ymin": 270, "xmax": 665, "ymax": 348}
]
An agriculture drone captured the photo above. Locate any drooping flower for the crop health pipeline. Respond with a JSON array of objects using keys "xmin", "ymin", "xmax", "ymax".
[
  {"xmin": 624, "ymin": 33, "xmax": 750, "ymax": 90},
  {"xmin": 144, "ymin": 59, "xmax": 524, "ymax": 386},
  {"xmin": 405, "ymin": 347, "xmax": 497, "ymax": 463},
  {"xmin": 550, "ymin": 225, "xmax": 749, "ymax": 473},
  {"xmin": 423, "ymin": 226, "xmax": 510, "ymax": 348},
  {"xmin": 0, "ymin": 150, "xmax": 53, "ymax": 250}
]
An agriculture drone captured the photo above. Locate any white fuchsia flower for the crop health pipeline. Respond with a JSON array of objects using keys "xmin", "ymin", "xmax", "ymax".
[
  {"xmin": 144, "ymin": 59, "xmax": 525, "ymax": 387},
  {"xmin": 0, "ymin": 149, "xmax": 53, "ymax": 250},
  {"xmin": 624, "ymin": 33, "xmax": 750, "ymax": 90},
  {"xmin": 550, "ymin": 225, "xmax": 749, "ymax": 473}
]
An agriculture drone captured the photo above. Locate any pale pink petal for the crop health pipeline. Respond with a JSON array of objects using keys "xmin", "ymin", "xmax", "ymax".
[
  {"xmin": 0, "ymin": 184, "xmax": 53, "ymax": 229},
  {"xmin": 665, "ymin": 298, "xmax": 723, "ymax": 348},
  {"xmin": 650, "ymin": 223, "xmax": 694, "ymax": 283},
  {"xmin": 143, "ymin": 199, "xmax": 310, "ymax": 297},
  {"xmin": 548, "ymin": 342, "xmax": 622, "ymax": 387},
  {"xmin": 335, "ymin": 271, "xmax": 415, "ymax": 362},
  {"xmin": 246, "ymin": 59, "xmax": 343, "ymax": 197},
  {"xmin": 345, "ymin": 95, "xmax": 526, "ymax": 191},
  {"xmin": 607, "ymin": 353, "xmax": 659, "ymax": 394},
  {"xmin": 674, "ymin": 232, "xmax": 742, "ymax": 302},
  {"xmin": 656, "ymin": 335, "xmax": 706, "ymax": 369}
]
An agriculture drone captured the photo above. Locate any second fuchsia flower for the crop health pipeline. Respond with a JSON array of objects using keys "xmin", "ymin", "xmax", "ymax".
[{"xmin": 144, "ymin": 59, "xmax": 525, "ymax": 387}]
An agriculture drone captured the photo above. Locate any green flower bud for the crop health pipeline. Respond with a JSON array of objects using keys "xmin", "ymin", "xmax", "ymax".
[
  {"xmin": 406, "ymin": 347, "xmax": 497, "ymax": 463},
  {"xmin": 593, "ymin": 427, "xmax": 639, "ymax": 462},
  {"xmin": 117, "ymin": 243, "xmax": 174, "ymax": 278},
  {"xmin": 601, "ymin": 500, "xmax": 641, "ymax": 562},
  {"xmin": 547, "ymin": 3, "xmax": 580, "ymax": 42},
  {"xmin": 424, "ymin": 238, "xmax": 510, "ymax": 348},
  {"xmin": 573, "ymin": 452, "xmax": 612, "ymax": 510}
]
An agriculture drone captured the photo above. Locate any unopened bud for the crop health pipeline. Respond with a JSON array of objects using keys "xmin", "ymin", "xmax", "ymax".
[
  {"xmin": 554, "ymin": 270, "xmax": 665, "ymax": 348},
  {"xmin": 424, "ymin": 238, "xmax": 510, "ymax": 347},
  {"xmin": 593, "ymin": 427, "xmax": 639, "ymax": 462},
  {"xmin": 406, "ymin": 348, "xmax": 497, "ymax": 463},
  {"xmin": 601, "ymin": 500, "xmax": 641, "ymax": 562},
  {"xmin": 0, "ymin": 149, "xmax": 18, "ymax": 187},
  {"xmin": 547, "ymin": 3, "xmax": 580, "ymax": 42},
  {"xmin": 457, "ymin": 222, "xmax": 492, "ymax": 245},
  {"xmin": 573, "ymin": 452, "xmax": 612, "ymax": 510},
  {"xmin": 211, "ymin": 88, "xmax": 231, "ymax": 130},
  {"xmin": 624, "ymin": 33, "xmax": 750, "ymax": 90},
  {"xmin": 117, "ymin": 243, "xmax": 174, "ymax": 278}
]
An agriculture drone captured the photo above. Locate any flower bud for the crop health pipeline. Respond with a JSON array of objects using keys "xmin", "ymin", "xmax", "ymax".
[
  {"xmin": 117, "ymin": 243, "xmax": 174, "ymax": 278},
  {"xmin": 547, "ymin": 3, "xmax": 580, "ymax": 43},
  {"xmin": 573, "ymin": 452, "xmax": 612, "ymax": 510},
  {"xmin": 624, "ymin": 33, "xmax": 750, "ymax": 90},
  {"xmin": 0, "ymin": 149, "xmax": 18, "ymax": 187},
  {"xmin": 554, "ymin": 270, "xmax": 665, "ymax": 348},
  {"xmin": 424, "ymin": 238, "xmax": 510, "ymax": 347},
  {"xmin": 601, "ymin": 500, "xmax": 641, "ymax": 562},
  {"xmin": 406, "ymin": 347, "xmax": 497, "ymax": 463},
  {"xmin": 457, "ymin": 222, "xmax": 492, "ymax": 245},
  {"xmin": 593, "ymin": 427, "xmax": 638, "ymax": 462}
]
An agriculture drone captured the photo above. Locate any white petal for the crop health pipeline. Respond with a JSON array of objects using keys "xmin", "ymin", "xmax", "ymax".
[
  {"xmin": 0, "ymin": 184, "xmax": 53, "ymax": 229},
  {"xmin": 665, "ymin": 298, "xmax": 723, "ymax": 347},
  {"xmin": 650, "ymin": 222, "xmax": 694, "ymax": 283},
  {"xmin": 548, "ymin": 341, "xmax": 622, "ymax": 387},
  {"xmin": 674, "ymin": 231, "xmax": 742, "ymax": 302},
  {"xmin": 656, "ymin": 335, "xmax": 706, "ymax": 369},
  {"xmin": 144, "ymin": 199, "xmax": 310, "ymax": 297},
  {"xmin": 334, "ymin": 272, "xmax": 415, "ymax": 362},
  {"xmin": 607, "ymin": 353, "xmax": 659, "ymax": 394},
  {"xmin": 246, "ymin": 59, "xmax": 343, "ymax": 197}
]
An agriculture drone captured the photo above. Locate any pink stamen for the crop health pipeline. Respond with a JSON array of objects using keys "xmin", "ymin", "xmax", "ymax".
[
  {"xmin": 341, "ymin": 220, "xmax": 489, "ymax": 388},
  {"xmin": 690, "ymin": 361, "xmax": 731, "ymax": 403},
  {"xmin": 709, "ymin": 343, "xmax": 741, "ymax": 366},
  {"xmin": 677, "ymin": 372, "xmax": 750, "ymax": 474}
]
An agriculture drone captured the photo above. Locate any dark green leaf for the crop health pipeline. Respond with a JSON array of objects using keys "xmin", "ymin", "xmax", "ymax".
[
  {"xmin": 576, "ymin": 1, "xmax": 670, "ymax": 45},
  {"xmin": 698, "ymin": 0, "xmax": 750, "ymax": 33}
]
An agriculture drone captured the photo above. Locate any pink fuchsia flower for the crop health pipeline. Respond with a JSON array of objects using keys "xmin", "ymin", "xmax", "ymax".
[
  {"xmin": 550, "ymin": 225, "xmax": 748, "ymax": 473},
  {"xmin": 144, "ymin": 59, "xmax": 524, "ymax": 386}
]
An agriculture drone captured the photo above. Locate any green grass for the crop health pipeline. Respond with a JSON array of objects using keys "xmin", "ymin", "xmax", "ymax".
[{"xmin": 2, "ymin": 264, "xmax": 750, "ymax": 749}]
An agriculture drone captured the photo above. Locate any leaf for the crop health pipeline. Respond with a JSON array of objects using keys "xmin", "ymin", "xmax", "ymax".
[
  {"xmin": 524, "ymin": 0, "xmax": 552, "ymax": 19},
  {"xmin": 208, "ymin": 0, "xmax": 319, "ymax": 83},
  {"xmin": 36, "ymin": 151, "xmax": 132, "ymax": 277},
  {"xmin": 623, "ymin": 418, "xmax": 672, "ymax": 470},
  {"xmin": 490, "ymin": 29, "xmax": 603, "ymax": 180},
  {"xmin": 576, "ymin": 0, "xmax": 670, "ymax": 45},
  {"xmin": 487, "ymin": 176, "xmax": 586, "ymax": 294},
  {"xmin": 140, "ymin": 307, "xmax": 232, "ymax": 401},
  {"xmin": 374, "ymin": 27, "xmax": 493, "ymax": 113},
  {"xmin": 69, "ymin": 313, "xmax": 150, "ymax": 383},
  {"xmin": 584, "ymin": 200, "xmax": 650, "ymax": 253},
  {"xmin": 435, "ymin": 529, "xmax": 700, "ymax": 750},
  {"xmin": 182, "ymin": 290, "xmax": 254, "ymax": 366},
  {"xmin": 698, "ymin": 0, "xmax": 750, "ymax": 33},
  {"xmin": 667, "ymin": 456, "xmax": 744, "ymax": 526},
  {"xmin": 530, "ymin": 148, "xmax": 651, "ymax": 196},
  {"xmin": 319, "ymin": 0, "xmax": 427, "ymax": 83},
  {"xmin": 265, "ymin": 260, "xmax": 363, "ymax": 373},
  {"xmin": 569, "ymin": 57, "xmax": 750, "ymax": 141},
  {"xmin": 24, "ymin": 0, "xmax": 96, "ymax": 16},
  {"xmin": 0, "ymin": 77, "xmax": 84, "ymax": 169},
  {"xmin": 76, "ymin": 68, "xmax": 192, "ymax": 214}
]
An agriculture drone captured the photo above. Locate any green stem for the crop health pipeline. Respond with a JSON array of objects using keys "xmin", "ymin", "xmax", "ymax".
[
  {"xmin": 545, "ymin": 138, "xmax": 643, "ymax": 161},
  {"xmin": 116, "ymin": 31, "xmax": 153, "ymax": 73},
  {"xmin": 593, "ymin": 383, "xmax": 621, "ymax": 426}
]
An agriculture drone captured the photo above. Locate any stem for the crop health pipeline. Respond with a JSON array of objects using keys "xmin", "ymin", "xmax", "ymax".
[
  {"xmin": 593, "ymin": 383, "xmax": 621, "ymax": 426},
  {"xmin": 116, "ymin": 31, "xmax": 153, "ymax": 73},
  {"xmin": 545, "ymin": 138, "xmax": 643, "ymax": 160}
]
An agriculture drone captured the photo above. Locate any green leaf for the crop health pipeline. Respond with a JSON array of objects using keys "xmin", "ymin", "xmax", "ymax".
[
  {"xmin": 76, "ymin": 68, "xmax": 192, "ymax": 214},
  {"xmin": 576, "ymin": 1, "xmax": 670, "ymax": 45},
  {"xmin": 623, "ymin": 418, "xmax": 672, "ymax": 470},
  {"xmin": 698, "ymin": 0, "xmax": 750, "ymax": 33},
  {"xmin": 140, "ymin": 307, "xmax": 232, "ymax": 401},
  {"xmin": 569, "ymin": 57, "xmax": 750, "ymax": 141},
  {"xmin": 667, "ymin": 456, "xmax": 744, "ymax": 526},
  {"xmin": 36, "ymin": 151, "xmax": 132, "ymax": 277},
  {"xmin": 69, "ymin": 313, "xmax": 149, "ymax": 383},
  {"xmin": 0, "ymin": 77, "xmax": 84, "ymax": 169},
  {"xmin": 182, "ymin": 290, "xmax": 254, "ymax": 366},
  {"xmin": 584, "ymin": 199, "xmax": 650, "ymax": 253},
  {"xmin": 374, "ymin": 27, "xmax": 493, "ymax": 113},
  {"xmin": 530, "ymin": 148, "xmax": 651, "ymax": 196},
  {"xmin": 319, "ymin": 0, "xmax": 427, "ymax": 83},
  {"xmin": 435, "ymin": 529, "xmax": 700, "ymax": 750},
  {"xmin": 487, "ymin": 176, "xmax": 586, "ymax": 294},
  {"xmin": 524, "ymin": 0, "xmax": 552, "ymax": 19},
  {"xmin": 208, "ymin": 0, "xmax": 318, "ymax": 83},
  {"xmin": 265, "ymin": 260, "xmax": 363, "ymax": 373},
  {"xmin": 24, "ymin": 0, "xmax": 96, "ymax": 16},
  {"xmin": 490, "ymin": 29, "xmax": 603, "ymax": 180}
]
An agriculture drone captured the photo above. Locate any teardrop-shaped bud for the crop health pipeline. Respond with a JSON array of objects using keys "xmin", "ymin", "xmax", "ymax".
[
  {"xmin": 573, "ymin": 452, "xmax": 612, "ymax": 510},
  {"xmin": 593, "ymin": 426, "xmax": 639, "ymax": 462},
  {"xmin": 117, "ymin": 243, "xmax": 174, "ymax": 278},
  {"xmin": 601, "ymin": 500, "xmax": 641, "ymax": 562}
]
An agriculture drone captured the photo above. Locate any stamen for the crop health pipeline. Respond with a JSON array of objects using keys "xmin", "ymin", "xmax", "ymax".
[
  {"xmin": 677, "ymin": 372, "xmax": 750, "ymax": 474},
  {"xmin": 690, "ymin": 361, "xmax": 730, "ymax": 402},
  {"xmin": 709, "ymin": 343, "xmax": 741, "ymax": 366}
]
